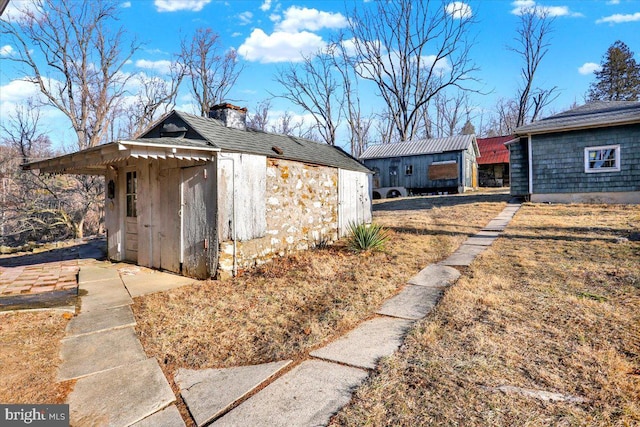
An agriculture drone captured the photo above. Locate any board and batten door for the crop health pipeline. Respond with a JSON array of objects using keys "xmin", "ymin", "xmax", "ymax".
[
  {"xmin": 124, "ymin": 169, "xmax": 138, "ymax": 262},
  {"xmin": 181, "ymin": 165, "xmax": 216, "ymax": 279},
  {"xmin": 338, "ymin": 169, "xmax": 372, "ymax": 237},
  {"xmin": 156, "ymin": 167, "xmax": 182, "ymax": 274}
]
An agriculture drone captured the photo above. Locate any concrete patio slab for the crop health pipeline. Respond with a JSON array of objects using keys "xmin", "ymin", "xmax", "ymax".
[
  {"xmin": 130, "ymin": 405, "xmax": 185, "ymax": 427},
  {"xmin": 176, "ymin": 360, "xmax": 292, "ymax": 426},
  {"xmin": 79, "ymin": 279, "xmax": 133, "ymax": 312},
  {"xmin": 310, "ymin": 316, "xmax": 413, "ymax": 369},
  {"xmin": 408, "ymin": 264, "xmax": 460, "ymax": 288},
  {"xmin": 439, "ymin": 244, "xmax": 489, "ymax": 267},
  {"xmin": 65, "ymin": 305, "xmax": 135, "ymax": 337},
  {"xmin": 121, "ymin": 270, "xmax": 195, "ymax": 298},
  {"xmin": 212, "ymin": 360, "xmax": 368, "ymax": 427},
  {"xmin": 58, "ymin": 326, "xmax": 146, "ymax": 381},
  {"xmin": 78, "ymin": 265, "xmax": 120, "ymax": 284},
  {"xmin": 68, "ymin": 358, "xmax": 175, "ymax": 427},
  {"xmin": 376, "ymin": 285, "xmax": 442, "ymax": 320}
]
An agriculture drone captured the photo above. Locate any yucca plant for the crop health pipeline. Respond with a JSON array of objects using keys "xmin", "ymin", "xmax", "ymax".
[{"xmin": 347, "ymin": 222, "xmax": 389, "ymax": 252}]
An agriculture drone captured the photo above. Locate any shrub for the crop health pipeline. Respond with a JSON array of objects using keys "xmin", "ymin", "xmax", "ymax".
[{"xmin": 347, "ymin": 222, "xmax": 389, "ymax": 252}]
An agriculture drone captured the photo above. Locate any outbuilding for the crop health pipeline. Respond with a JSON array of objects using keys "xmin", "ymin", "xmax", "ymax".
[
  {"xmin": 476, "ymin": 135, "xmax": 511, "ymax": 187},
  {"xmin": 25, "ymin": 104, "xmax": 372, "ymax": 279},
  {"xmin": 508, "ymin": 101, "xmax": 640, "ymax": 203},
  {"xmin": 359, "ymin": 135, "xmax": 480, "ymax": 197}
]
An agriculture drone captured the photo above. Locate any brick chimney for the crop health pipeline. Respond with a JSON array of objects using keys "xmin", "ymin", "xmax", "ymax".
[{"xmin": 209, "ymin": 103, "xmax": 247, "ymax": 131}]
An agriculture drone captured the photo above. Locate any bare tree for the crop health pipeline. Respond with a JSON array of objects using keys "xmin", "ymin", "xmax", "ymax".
[
  {"xmin": 1, "ymin": 0, "xmax": 139, "ymax": 150},
  {"xmin": 180, "ymin": 28, "xmax": 243, "ymax": 117},
  {"xmin": 510, "ymin": 7, "xmax": 558, "ymax": 126},
  {"xmin": 120, "ymin": 64, "xmax": 185, "ymax": 138},
  {"xmin": 1, "ymin": 101, "xmax": 103, "ymax": 243},
  {"xmin": 332, "ymin": 35, "xmax": 374, "ymax": 156},
  {"xmin": 274, "ymin": 50, "xmax": 342, "ymax": 145},
  {"xmin": 430, "ymin": 90, "xmax": 469, "ymax": 137},
  {"xmin": 0, "ymin": 0, "xmax": 137, "ymax": 238},
  {"xmin": 347, "ymin": 0, "xmax": 478, "ymax": 142},
  {"xmin": 247, "ymin": 99, "xmax": 272, "ymax": 131}
]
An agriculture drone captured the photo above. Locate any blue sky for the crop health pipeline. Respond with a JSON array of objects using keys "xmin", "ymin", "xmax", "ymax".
[{"xmin": 1, "ymin": 0, "xmax": 640, "ymax": 150}]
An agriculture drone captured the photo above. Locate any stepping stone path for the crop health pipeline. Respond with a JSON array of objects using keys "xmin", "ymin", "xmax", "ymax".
[
  {"xmin": 58, "ymin": 262, "xmax": 194, "ymax": 427},
  {"xmin": 46, "ymin": 201, "xmax": 520, "ymax": 426},
  {"xmin": 175, "ymin": 201, "xmax": 523, "ymax": 426}
]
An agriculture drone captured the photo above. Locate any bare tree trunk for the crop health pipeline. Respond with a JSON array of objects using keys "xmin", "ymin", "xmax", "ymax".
[{"xmin": 510, "ymin": 6, "xmax": 558, "ymax": 127}]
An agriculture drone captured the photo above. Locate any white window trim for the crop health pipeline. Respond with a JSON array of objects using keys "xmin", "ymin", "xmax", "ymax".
[{"xmin": 584, "ymin": 144, "xmax": 620, "ymax": 173}]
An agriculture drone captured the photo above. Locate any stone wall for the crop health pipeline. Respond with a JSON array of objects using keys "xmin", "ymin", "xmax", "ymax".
[{"xmin": 218, "ymin": 158, "xmax": 338, "ymax": 278}]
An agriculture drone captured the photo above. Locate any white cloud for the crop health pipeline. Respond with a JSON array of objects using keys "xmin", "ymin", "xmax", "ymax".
[
  {"xmin": 121, "ymin": 1, "xmax": 132, "ymax": 8},
  {"xmin": 154, "ymin": 0, "xmax": 211, "ymax": 12},
  {"xmin": 421, "ymin": 55, "xmax": 452, "ymax": 74},
  {"xmin": 446, "ymin": 2, "xmax": 472, "ymax": 19},
  {"xmin": 578, "ymin": 62, "xmax": 602, "ymax": 75},
  {"xmin": 276, "ymin": 6, "xmax": 348, "ymax": 32},
  {"xmin": 238, "ymin": 29, "xmax": 325, "ymax": 63},
  {"xmin": 0, "ymin": 45, "xmax": 14, "ymax": 56},
  {"xmin": 231, "ymin": 32, "xmax": 242, "ymax": 37},
  {"xmin": 511, "ymin": 1, "xmax": 582, "ymax": 17},
  {"xmin": 135, "ymin": 59, "xmax": 174, "ymax": 74},
  {"xmin": 239, "ymin": 11, "xmax": 253, "ymax": 25},
  {"xmin": 0, "ymin": 79, "xmax": 41, "ymax": 104},
  {"xmin": 260, "ymin": 0, "xmax": 272, "ymax": 12},
  {"xmin": 596, "ymin": 12, "xmax": 640, "ymax": 24},
  {"xmin": 606, "ymin": 0, "xmax": 620, "ymax": 4}
]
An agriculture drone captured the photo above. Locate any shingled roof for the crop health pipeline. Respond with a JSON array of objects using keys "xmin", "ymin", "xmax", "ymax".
[
  {"xmin": 359, "ymin": 135, "xmax": 478, "ymax": 160},
  {"xmin": 137, "ymin": 110, "xmax": 370, "ymax": 173},
  {"xmin": 514, "ymin": 101, "xmax": 640, "ymax": 135}
]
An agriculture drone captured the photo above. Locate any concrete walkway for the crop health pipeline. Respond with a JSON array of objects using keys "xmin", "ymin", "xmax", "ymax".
[
  {"xmin": 53, "ymin": 201, "xmax": 520, "ymax": 426},
  {"xmin": 58, "ymin": 262, "xmax": 195, "ymax": 427},
  {"xmin": 171, "ymin": 200, "xmax": 522, "ymax": 427}
]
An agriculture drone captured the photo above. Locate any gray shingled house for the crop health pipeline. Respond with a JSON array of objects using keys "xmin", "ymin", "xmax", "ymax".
[
  {"xmin": 359, "ymin": 135, "xmax": 479, "ymax": 197},
  {"xmin": 508, "ymin": 101, "xmax": 640, "ymax": 203},
  {"xmin": 25, "ymin": 104, "xmax": 372, "ymax": 279}
]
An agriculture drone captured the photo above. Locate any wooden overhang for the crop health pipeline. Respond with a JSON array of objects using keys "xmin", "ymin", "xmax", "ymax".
[{"xmin": 23, "ymin": 140, "xmax": 221, "ymax": 175}]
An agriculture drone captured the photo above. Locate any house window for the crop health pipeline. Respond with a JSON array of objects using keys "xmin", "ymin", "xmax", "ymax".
[
  {"xmin": 126, "ymin": 171, "xmax": 137, "ymax": 217},
  {"xmin": 584, "ymin": 145, "xmax": 620, "ymax": 173},
  {"xmin": 405, "ymin": 164, "xmax": 413, "ymax": 175}
]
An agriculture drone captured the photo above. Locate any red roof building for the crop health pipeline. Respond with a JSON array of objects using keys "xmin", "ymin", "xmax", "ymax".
[{"xmin": 476, "ymin": 135, "xmax": 512, "ymax": 187}]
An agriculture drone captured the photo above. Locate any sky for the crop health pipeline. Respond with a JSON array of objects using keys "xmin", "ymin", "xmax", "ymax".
[{"xmin": 1, "ymin": 0, "xmax": 640, "ymax": 151}]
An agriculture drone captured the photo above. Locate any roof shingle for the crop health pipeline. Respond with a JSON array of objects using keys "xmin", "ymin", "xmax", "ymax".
[
  {"xmin": 138, "ymin": 111, "xmax": 370, "ymax": 173},
  {"xmin": 514, "ymin": 101, "xmax": 640, "ymax": 135}
]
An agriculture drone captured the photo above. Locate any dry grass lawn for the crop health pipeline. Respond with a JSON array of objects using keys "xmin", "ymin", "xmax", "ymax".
[
  {"xmin": 133, "ymin": 193, "xmax": 508, "ymax": 426},
  {"xmin": 332, "ymin": 203, "xmax": 640, "ymax": 426},
  {"xmin": 0, "ymin": 311, "xmax": 73, "ymax": 403}
]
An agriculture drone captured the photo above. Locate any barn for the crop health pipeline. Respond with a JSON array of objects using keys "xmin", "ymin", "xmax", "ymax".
[
  {"xmin": 25, "ymin": 104, "xmax": 372, "ymax": 279},
  {"xmin": 359, "ymin": 135, "xmax": 480, "ymax": 197},
  {"xmin": 476, "ymin": 135, "xmax": 511, "ymax": 187}
]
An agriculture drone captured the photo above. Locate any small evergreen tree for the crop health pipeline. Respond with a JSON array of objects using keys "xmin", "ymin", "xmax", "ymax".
[{"xmin": 588, "ymin": 40, "xmax": 640, "ymax": 101}]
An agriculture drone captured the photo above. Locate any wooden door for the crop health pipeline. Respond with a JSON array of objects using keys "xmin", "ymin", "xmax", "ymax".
[
  {"xmin": 124, "ymin": 170, "xmax": 138, "ymax": 262},
  {"xmin": 158, "ymin": 167, "xmax": 181, "ymax": 274},
  {"xmin": 472, "ymin": 162, "xmax": 478, "ymax": 188},
  {"xmin": 182, "ymin": 165, "xmax": 216, "ymax": 279}
]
